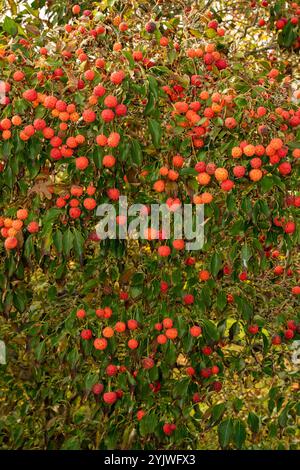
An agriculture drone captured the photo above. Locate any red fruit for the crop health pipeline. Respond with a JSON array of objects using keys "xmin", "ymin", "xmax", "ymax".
[
  {"xmin": 33, "ymin": 119, "xmax": 46, "ymax": 131},
  {"xmin": 106, "ymin": 364, "xmax": 118, "ymax": 376},
  {"xmin": 276, "ymin": 19, "xmax": 285, "ymax": 29},
  {"xmin": 272, "ymin": 335, "xmax": 282, "ymax": 346},
  {"xmin": 92, "ymin": 383, "xmax": 103, "ymax": 395},
  {"xmin": 215, "ymin": 59, "xmax": 228, "ymax": 70},
  {"xmin": 211, "ymin": 381, "xmax": 222, "ymax": 392},
  {"xmin": 248, "ymin": 324, "xmax": 259, "ymax": 335},
  {"xmin": 172, "ymin": 239, "xmax": 185, "ymax": 250},
  {"xmin": 233, "ymin": 166, "xmax": 246, "ymax": 178},
  {"xmin": 145, "ymin": 21, "xmax": 156, "ymax": 33},
  {"xmin": 195, "ymin": 161, "xmax": 206, "ymax": 173},
  {"xmin": 115, "ymin": 104, "xmax": 127, "ymax": 116},
  {"xmin": 221, "ymin": 179, "xmax": 234, "ymax": 191},
  {"xmin": 165, "ymin": 328, "xmax": 178, "ymax": 340},
  {"xmin": 284, "ymin": 329, "xmax": 294, "ymax": 340},
  {"xmin": 278, "ymin": 162, "xmax": 292, "ymax": 175},
  {"xmin": 160, "ymin": 281, "xmax": 168, "ymax": 292},
  {"xmin": 274, "ymin": 266, "xmax": 284, "ymax": 276},
  {"xmin": 202, "ymin": 346, "xmax": 213, "ymax": 355},
  {"xmin": 76, "ymin": 309, "xmax": 86, "ymax": 319},
  {"xmin": 56, "ymin": 197, "xmax": 66, "ymax": 208},
  {"xmin": 93, "ymin": 85, "xmax": 106, "ymax": 97},
  {"xmin": 27, "ymin": 221, "xmax": 39, "ymax": 233},
  {"xmin": 154, "ymin": 323, "xmax": 162, "ymax": 331},
  {"xmin": 128, "ymin": 338, "xmax": 139, "ymax": 349},
  {"xmin": 13, "ymin": 71, "xmax": 25, "ymax": 81},
  {"xmin": 183, "ymin": 294, "xmax": 194, "ymax": 305},
  {"xmin": 239, "ymin": 272, "xmax": 248, "ymax": 281},
  {"xmin": 292, "ymin": 286, "xmax": 300, "ymax": 295},
  {"xmin": 200, "ymin": 368, "xmax": 212, "ymax": 378},
  {"xmin": 211, "ymin": 365, "xmax": 219, "ymax": 375},
  {"xmin": 4, "ymin": 237, "xmax": 18, "ymax": 250},
  {"xmin": 84, "ymin": 69, "xmax": 95, "ymax": 81},
  {"xmin": 186, "ymin": 366, "xmax": 195, "ymax": 376},
  {"xmin": 163, "ymin": 423, "xmax": 176, "ymax": 436},
  {"xmin": 107, "ymin": 188, "xmax": 120, "ymax": 200},
  {"xmin": 163, "ymin": 318, "xmax": 173, "ymax": 329},
  {"xmin": 284, "ymin": 221, "xmax": 295, "ymax": 234},
  {"xmin": 94, "ymin": 338, "xmax": 108, "ymax": 350},
  {"xmin": 82, "ymin": 109, "xmax": 96, "ymax": 123},
  {"xmin": 198, "ymin": 269, "xmax": 210, "ymax": 281},
  {"xmin": 103, "ymin": 391, "xmax": 117, "ymax": 405},
  {"xmin": 103, "ymin": 155, "xmax": 116, "ymax": 168},
  {"xmin": 17, "ymin": 209, "xmax": 28, "ymax": 220},
  {"xmin": 81, "ymin": 329, "xmax": 92, "ymax": 340},
  {"xmin": 137, "ymin": 410, "xmax": 145, "ymax": 421},
  {"xmin": 69, "ymin": 207, "xmax": 81, "ymax": 219},
  {"xmin": 110, "ymin": 70, "xmax": 125, "ymax": 85},
  {"xmin": 185, "ymin": 257, "xmax": 196, "ymax": 265},
  {"xmin": 104, "ymin": 95, "xmax": 118, "ymax": 108},
  {"xmin": 227, "ymin": 293, "xmax": 234, "ymax": 303},
  {"xmin": 101, "ymin": 109, "xmax": 115, "ymax": 122},
  {"xmin": 193, "ymin": 392, "xmax": 201, "ymax": 403},
  {"xmin": 107, "ymin": 132, "xmax": 120, "ymax": 147},
  {"xmin": 115, "ymin": 321, "xmax": 126, "ymax": 333},
  {"xmin": 83, "ymin": 198, "xmax": 97, "ymax": 210},
  {"xmin": 206, "ymin": 162, "xmax": 217, "ymax": 175},
  {"xmin": 95, "ymin": 309, "xmax": 104, "ymax": 317},
  {"xmin": 158, "ymin": 245, "xmax": 171, "ymax": 257},
  {"xmin": 225, "ymin": 117, "xmax": 237, "ymax": 129},
  {"xmin": 76, "ymin": 156, "xmax": 89, "ymax": 170},
  {"xmin": 86, "ymin": 185, "xmax": 96, "ymax": 196},
  {"xmin": 287, "ymin": 320, "xmax": 297, "ymax": 331},
  {"xmin": 22, "ymin": 89, "xmax": 37, "ymax": 101},
  {"xmin": 142, "ymin": 357, "xmax": 155, "ymax": 369},
  {"xmin": 72, "ymin": 5, "xmax": 80, "ymax": 14},
  {"xmin": 44, "ymin": 96, "xmax": 57, "ymax": 109},
  {"xmin": 190, "ymin": 325, "xmax": 202, "ymax": 337},
  {"xmin": 127, "ymin": 319, "xmax": 138, "ymax": 330},
  {"xmin": 250, "ymin": 158, "xmax": 262, "ymax": 169},
  {"xmin": 119, "ymin": 291, "xmax": 128, "ymax": 301},
  {"xmin": 157, "ymin": 334, "xmax": 167, "ymax": 344},
  {"xmin": 172, "ymin": 154, "xmax": 184, "ymax": 168}
]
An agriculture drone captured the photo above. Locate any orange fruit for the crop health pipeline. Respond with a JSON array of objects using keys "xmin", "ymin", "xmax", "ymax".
[{"xmin": 214, "ymin": 168, "xmax": 228, "ymax": 182}]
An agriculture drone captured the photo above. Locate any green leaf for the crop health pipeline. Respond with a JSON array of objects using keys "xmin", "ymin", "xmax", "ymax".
[
  {"xmin": 233, "ymin": 419, "xmax": 246, "ymax": 449},
  {"xmin": 201, "ymin": 319, "xmax": 219, "ymax": 342},
  {"xmin": 165, "ymin": 341, "xmax": 177, "ymax": 365},
  {"xmin": 216, "ymin": 290, "xmax": 227, "ymax": 311},
  {"xmin": 218, "ymin": 418, "xmax": 233, "ymax": 449},
  {"xmin": 53, "ymin": 230, "xmax": 63, "ymax": 253},
  {"xmin": 148, "ymin": 76, "xmax": 159, "ymax": 100},
  {"xmin": 241, "ymin": 244, "xmax": 252, "ymax": 265},
  {"xmin": 131, "ymin": 139, "xmax": 143, "ymax": 166},
  {"xmin": 61, "ymin": 437, "xmax": 81, "ymax": 450},
  {"xmin": 63, "ymin": 228, "xmax": 74, "ymax": 257},
  {"xmin": 247, "ymin": 412, "xmax": 260, "ymax": 433},
  {"xmin": 3, "ymin": 16, "xmax": 18, "ymax": 36},
  {"xmin": 73, "ymin": 228, "xmax": 84, "ymax": 258},
  {"xmin": 13, "ymin": 290, "xmax": 26, "ymax": 313},
  {"xmin": 122, "ymin": 50, "xmax": 135, "ymax": 68},
  {"xmin": 85, "ymin": 372, "xmax": 99, "ymax": 390},
  {"xmin": 260, "ymin": 175, "xmax": 273, "ymax": 193},
  {"xmin": 210, "ymin": 252, "xmax": 222, "ymax": 277},
  {"xmin": 210, "ymin": 403, "xmax": 226, "ymax": 424},
  {"xmin": 148, "ymin": 118, "xmax": 162, "ymax": 148},
  {"xmin": 139, "ymin": 414, "xmax": 157, "ymax": 437}
]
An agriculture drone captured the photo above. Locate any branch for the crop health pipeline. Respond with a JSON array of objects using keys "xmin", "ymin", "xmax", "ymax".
[{"xmin": 245, "ymin": 44, "xmax": 278, "ymax": 56}]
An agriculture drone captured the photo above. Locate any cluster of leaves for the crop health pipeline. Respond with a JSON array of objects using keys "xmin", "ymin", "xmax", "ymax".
[{"xmin": 0, "ymin": 0, "xmax": 299, "ymax": 450}]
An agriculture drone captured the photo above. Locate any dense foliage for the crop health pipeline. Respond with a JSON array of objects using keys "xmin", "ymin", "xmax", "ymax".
[{"xmin": 0, "ymin": 0, "xmax": 300, "ymax": 450}]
